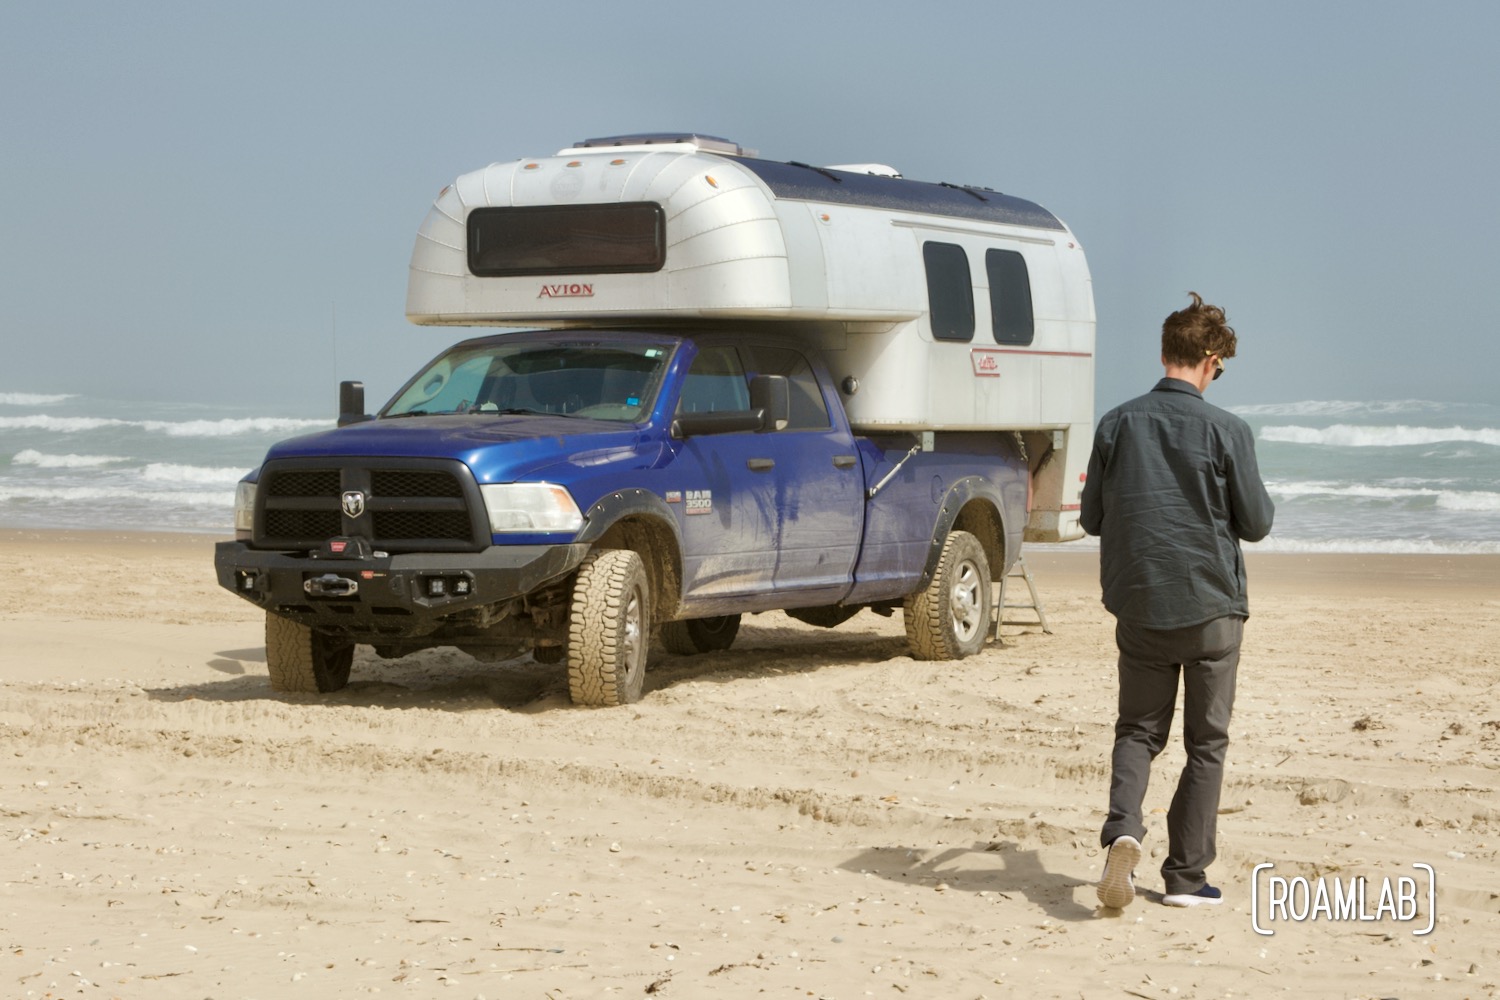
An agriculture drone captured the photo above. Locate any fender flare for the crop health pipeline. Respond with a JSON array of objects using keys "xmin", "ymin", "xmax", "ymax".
[
  {"xmin": 576, "ymin": 488, "xmax": 683, "ymax": 549},
  {"xmin": 917, "ymin": 476, "xmax": 1009, "ymax": 589},
  {"xmin": 575, "ymin": 488, "xmax": 686, "ymax": 618}
]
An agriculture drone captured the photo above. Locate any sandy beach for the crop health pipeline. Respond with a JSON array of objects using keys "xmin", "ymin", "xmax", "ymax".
[{"xmin": 1, "ymin": 530, "xmax": 1497, "ymax": 999}]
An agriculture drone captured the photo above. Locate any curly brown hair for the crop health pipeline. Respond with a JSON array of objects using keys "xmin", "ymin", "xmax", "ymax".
[{"xmin": 1162, "ymin": 292, "xmax": 1237, "ymax": 367}]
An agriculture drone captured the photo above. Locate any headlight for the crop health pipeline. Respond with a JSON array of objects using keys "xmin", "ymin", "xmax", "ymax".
[
  {"xmin": 234, "ymin": 480, "xmax": 257, "ymax": 533},
  {"xmin": 480, "ymin": 483, "xmax": 584, "ymax": 533}
]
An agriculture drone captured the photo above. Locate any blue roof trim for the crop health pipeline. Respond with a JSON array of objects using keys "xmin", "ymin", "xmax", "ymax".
[{"xmin": 732, "ymin": 158, "xmax": 1066, "ymax": 232}]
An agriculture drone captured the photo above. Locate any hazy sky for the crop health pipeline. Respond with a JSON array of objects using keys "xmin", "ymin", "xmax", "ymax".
[{"xmin": 3, "ymin": 1, "xmax": 1496, "ymax": 414}]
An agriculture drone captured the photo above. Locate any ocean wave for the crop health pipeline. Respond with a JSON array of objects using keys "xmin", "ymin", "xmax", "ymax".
[
  {"xmin": 0, "ymin": 484, "xmax": 231, "ymax": 507},
  {"xmin": 139, "ymin": 463, "xmax": 253, "ymax": 485},
  {"xmin": 12, "ymin": 448, "xmax": 130, "ymax": 469},
  {"xmin": 1260, "ymin": 424, "xmax": 1500, "ymax": 447},
  {"xmin": 0, "ymin": 392, "xmax": 75, "ymax": 406},
  {"xmin": 1027, "ymin": 536, "xmax": 1500, "ymax": 555},
  {"xmin": 1243, "ymin": 537, "xmax": 1500, "ymax": 555},
  {"xmin": 1230, "ymin": 399, "xmax": 1455, "ymax": 418},
  {"xmin": 1265, "ymin": 480, "xmax": 1500, "ymax": 511},
  {"xmin": 1436, "ymin": 492, "xmax": 1500, "ymax": 512},
  {"xmin": 0, "ymin": 414, "xmax": 329, "ymax": 436}
]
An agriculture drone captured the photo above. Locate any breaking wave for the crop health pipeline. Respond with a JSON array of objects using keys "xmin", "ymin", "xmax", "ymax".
[
  {"xmin": 11, "ymin": 449, "xmax": 130, "ymax": 469},
  {"xmin": 1031, "ymin": 536, "xmax": 1500, "ymax": 555},
  {"xmin": 0, "ymin": 392, "xmax": 75, "ymax": 406},
  {"xmin": 1260, "ymin": 424, "xmax": 1500, "ymax": 448},
  {"xmin": 139, "ymin": 463, "xmax": 251, "ymax": 485},
  {"xmin": 0, "ymin": 484, "xmax": 230, "ymax": 508},
  {"xmin": 0, "ymin": 414, "xmax": 329, "ymax": 437},
  {"xmin": 1265, "ymin": 480, "xmax": 1500, "ymax": 512},
  {"xmin": 1230, "ymin": 400, "xmax": 1457, "ymax": 418}
]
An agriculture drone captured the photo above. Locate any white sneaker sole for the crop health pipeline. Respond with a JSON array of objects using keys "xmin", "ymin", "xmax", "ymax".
[
  {"xmin": 1162, "ymin": 891, "xmax": 1223, "ymax": 907},
  {"xmin": 1097, "ymin": 835, "xmax": 1141, "ymax": 909}
]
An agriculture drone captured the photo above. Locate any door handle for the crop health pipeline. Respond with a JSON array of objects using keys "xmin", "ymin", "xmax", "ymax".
[
  {"xmin": 833, "ymin": 454, "xmax": 857, "ymax": 469},
  {"xmin": 747, "ymin": 458, "xmax": 775, "ymax": 471}
]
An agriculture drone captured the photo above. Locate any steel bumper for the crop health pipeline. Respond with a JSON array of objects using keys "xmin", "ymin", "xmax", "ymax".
[{"xmin": 214, "ymin": 540, "xmax": 589, "ymax": 634}]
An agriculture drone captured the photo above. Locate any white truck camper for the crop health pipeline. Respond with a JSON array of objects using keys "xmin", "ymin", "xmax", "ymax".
[{"xmin": 407, "ymin": 133, "xmax": 1095, "ymax": 544}]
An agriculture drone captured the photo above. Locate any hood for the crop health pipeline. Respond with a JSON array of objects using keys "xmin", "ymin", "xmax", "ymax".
[{"xmin": 262, "ymin": 414, "xmax": 661, "ymax": 484}]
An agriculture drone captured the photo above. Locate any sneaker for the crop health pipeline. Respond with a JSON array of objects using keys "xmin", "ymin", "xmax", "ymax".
[
  {"xmin": 1162, "ymin": 884, "xmax": 1223, "ymax": 907},
  {"xmin": 1096, "ymin": 835, "xmax": 1141, "ymax": 909}
]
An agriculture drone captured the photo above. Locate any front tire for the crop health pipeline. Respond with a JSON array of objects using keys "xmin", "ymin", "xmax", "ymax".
[
  {"xmin": 567, "ymin": 549, "xmax": 650, "ymax": 706},
  {"xmin": 265, "ymin": 612, "xmax": 354, "ymax": 693},
  {"xmin": 660, "ymin": 615, "xmax": 741, "ymax": 655},
  {"xmin": 903, "ymin": 530, "xmax": 991, "ymax": 661}
]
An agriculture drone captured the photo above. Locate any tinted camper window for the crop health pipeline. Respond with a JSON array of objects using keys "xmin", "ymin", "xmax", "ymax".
[
  {"xmin": 923, "ymin": 242, "xmax": 974, "ymax": 342},
  {"xmin": 986, "ymin": 249, "xmax": 1035, "ymax": 345},
  {"xmin": 467, "ymin": 204, "xmax": 666, "ymax": 277}
]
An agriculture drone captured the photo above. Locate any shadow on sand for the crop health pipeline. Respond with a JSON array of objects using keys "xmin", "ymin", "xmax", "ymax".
[
  {"xmin": 149, "ymin": 621, "xmax": 911, "ymax": 712},
  {"xmin": 841, "ymin": 839, "xmax": 1099, "ymax": 923}
]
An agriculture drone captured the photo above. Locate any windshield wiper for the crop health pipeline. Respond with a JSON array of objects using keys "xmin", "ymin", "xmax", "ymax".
[
  {"xmin": 469, "ymin": 407, "xmax": 587, "ymax": 418},
  {"xmin": 388, "ymin": 406, "xmax": 580, "ymax": 419}
]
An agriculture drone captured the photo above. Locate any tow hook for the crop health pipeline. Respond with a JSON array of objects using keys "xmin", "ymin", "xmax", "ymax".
[{"xmin": 304, "ymin": 573, "xmax": 359, "ymax": 598}]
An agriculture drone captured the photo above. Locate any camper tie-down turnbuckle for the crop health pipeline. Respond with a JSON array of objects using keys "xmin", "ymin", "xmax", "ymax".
[{"xmin": 867, "ymin": 443, "xmax": 923, "ymax": 500}]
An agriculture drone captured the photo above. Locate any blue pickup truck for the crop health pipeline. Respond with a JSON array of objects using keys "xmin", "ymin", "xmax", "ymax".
[{"xmin": 215, "ymin": 133, "xmax": 1095, "ymax": 705}]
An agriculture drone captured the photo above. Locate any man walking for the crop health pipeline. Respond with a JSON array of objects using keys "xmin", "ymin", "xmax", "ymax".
[{"xmin": 1081, "ymin": 292, "xmax": 1275, "ymax": 909}]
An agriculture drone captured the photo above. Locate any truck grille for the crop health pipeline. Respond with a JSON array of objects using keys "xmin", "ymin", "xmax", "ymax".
[{"xmin": 253, "ymin": 458, "xmax": 487, "ymax": 553}]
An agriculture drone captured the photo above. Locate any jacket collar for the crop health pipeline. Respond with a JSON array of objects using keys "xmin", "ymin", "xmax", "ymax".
[{"xmin": 1152, "ymin": 377, "xmax": 1203, "ymax": 399}]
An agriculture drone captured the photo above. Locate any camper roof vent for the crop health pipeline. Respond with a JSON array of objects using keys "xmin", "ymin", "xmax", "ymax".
[
  {"xmin": 825, "ymin": 163, "xmax": 903, "ymax": 178},
  {"xmin": 574, "ymin": 133, "xmax": 751, "ymax": 156}
]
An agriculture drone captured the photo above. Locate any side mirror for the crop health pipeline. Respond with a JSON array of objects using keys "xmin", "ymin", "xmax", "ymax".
[
  {"xmin": 338, "ymin": 380, "xmax": 371, "ymax": 427},
  {"xmin": 669, "ymin": 374, "xmax": 791, "ymax": 439},
  {"xmin": 749, "ymin": 374, "xmax": 789, "ymax": 432}
]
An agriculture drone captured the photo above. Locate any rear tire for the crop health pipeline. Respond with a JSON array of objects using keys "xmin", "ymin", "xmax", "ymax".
[
  {"xmin": 567, "ymin": 549, "xmax": 650, "ymax": 706},
  {"xmin": 659, "ymin": 615, "xmax": 741, "ymax": 655},
  {"xmin": 903, "ymin": 530, "xmax": 991, "ymax": 661},
  {"xmin": 265, "ymin": 612, "xmax": 354, "ymax": 693}
]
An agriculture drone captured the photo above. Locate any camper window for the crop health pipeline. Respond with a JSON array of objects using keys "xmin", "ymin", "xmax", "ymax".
[
  {"xmin": 985, "ymin": 249, "xmax": 1035, "ymax": 346},
  {"xmin": 923, "ymin": 242, "xmax": 975, "ymax": 342},
  {"xmin": 467, "ymin": 204, "xmax": 666, "ymax": 277}
]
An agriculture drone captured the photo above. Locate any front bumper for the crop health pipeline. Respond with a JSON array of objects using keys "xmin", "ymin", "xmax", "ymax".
[{"xmin": 214, "ymin": 540, "xmax": 589, "ymax": 638}]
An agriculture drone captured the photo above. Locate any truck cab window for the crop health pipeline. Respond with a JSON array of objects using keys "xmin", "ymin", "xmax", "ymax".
[
  {"xmin": 678, "ymin": 345, "xmax": 750, "ymax": 414},
  {"xmin": 746, "ymin": 346, "xmax": 830, "ymax": 430}
]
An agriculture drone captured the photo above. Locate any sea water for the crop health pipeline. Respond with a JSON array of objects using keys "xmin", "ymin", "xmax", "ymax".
[
  {"xmin": 0, "ymin": 392, "xmax": 326, "ymax": 534},
  {"xmin": 1233, "ymin": 399, "xmax": 1500, "ymax": 554},
  {"xmin": 2, "ymin": 391, "xmax": 1497, "ymax": 553}
]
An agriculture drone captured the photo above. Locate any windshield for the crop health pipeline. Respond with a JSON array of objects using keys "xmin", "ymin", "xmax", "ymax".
[{"xmin": 384, "ymin": 340, "xmax": 673, "ymax": 422}]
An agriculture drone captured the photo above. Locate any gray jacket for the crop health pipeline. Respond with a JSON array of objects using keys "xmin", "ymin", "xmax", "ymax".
[{"xmin": 1080, "ymin": 378, "xmax": 1275, "ymax": 629}]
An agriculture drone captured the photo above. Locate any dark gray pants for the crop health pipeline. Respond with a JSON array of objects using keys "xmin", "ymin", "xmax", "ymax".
[{"xmin": 1100, "ymin": 616, "xmax": 1242, "ymax": 896}]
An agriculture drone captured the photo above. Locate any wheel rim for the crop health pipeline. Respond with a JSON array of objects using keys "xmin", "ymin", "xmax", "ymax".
[
  {"xmin": 622, "ymin": 585, "xmax": 644, "ymax": 670},
  {"xmin": 950, "ymin": 559, "xmax": 983, "ymax": 641}
]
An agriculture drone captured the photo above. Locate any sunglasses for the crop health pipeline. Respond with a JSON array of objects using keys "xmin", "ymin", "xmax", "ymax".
[{"xmin": 1206, "ymin": 351, "xmax": 1225, "ymax": 381}]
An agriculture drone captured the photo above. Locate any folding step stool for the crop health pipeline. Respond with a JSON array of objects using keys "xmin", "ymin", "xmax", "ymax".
[{"xmin": 992, "ymin": 554, "xmax": 1052, "ymax": 643}]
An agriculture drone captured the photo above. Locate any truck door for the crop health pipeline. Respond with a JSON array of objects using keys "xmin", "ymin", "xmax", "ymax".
[
  {"xmin": 671, "ymin": 345, "xmax": 780, "ymax": 600},
  {"xmin": 743, "ymin": 345, "xmax": 864, "ymax": 601}
]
